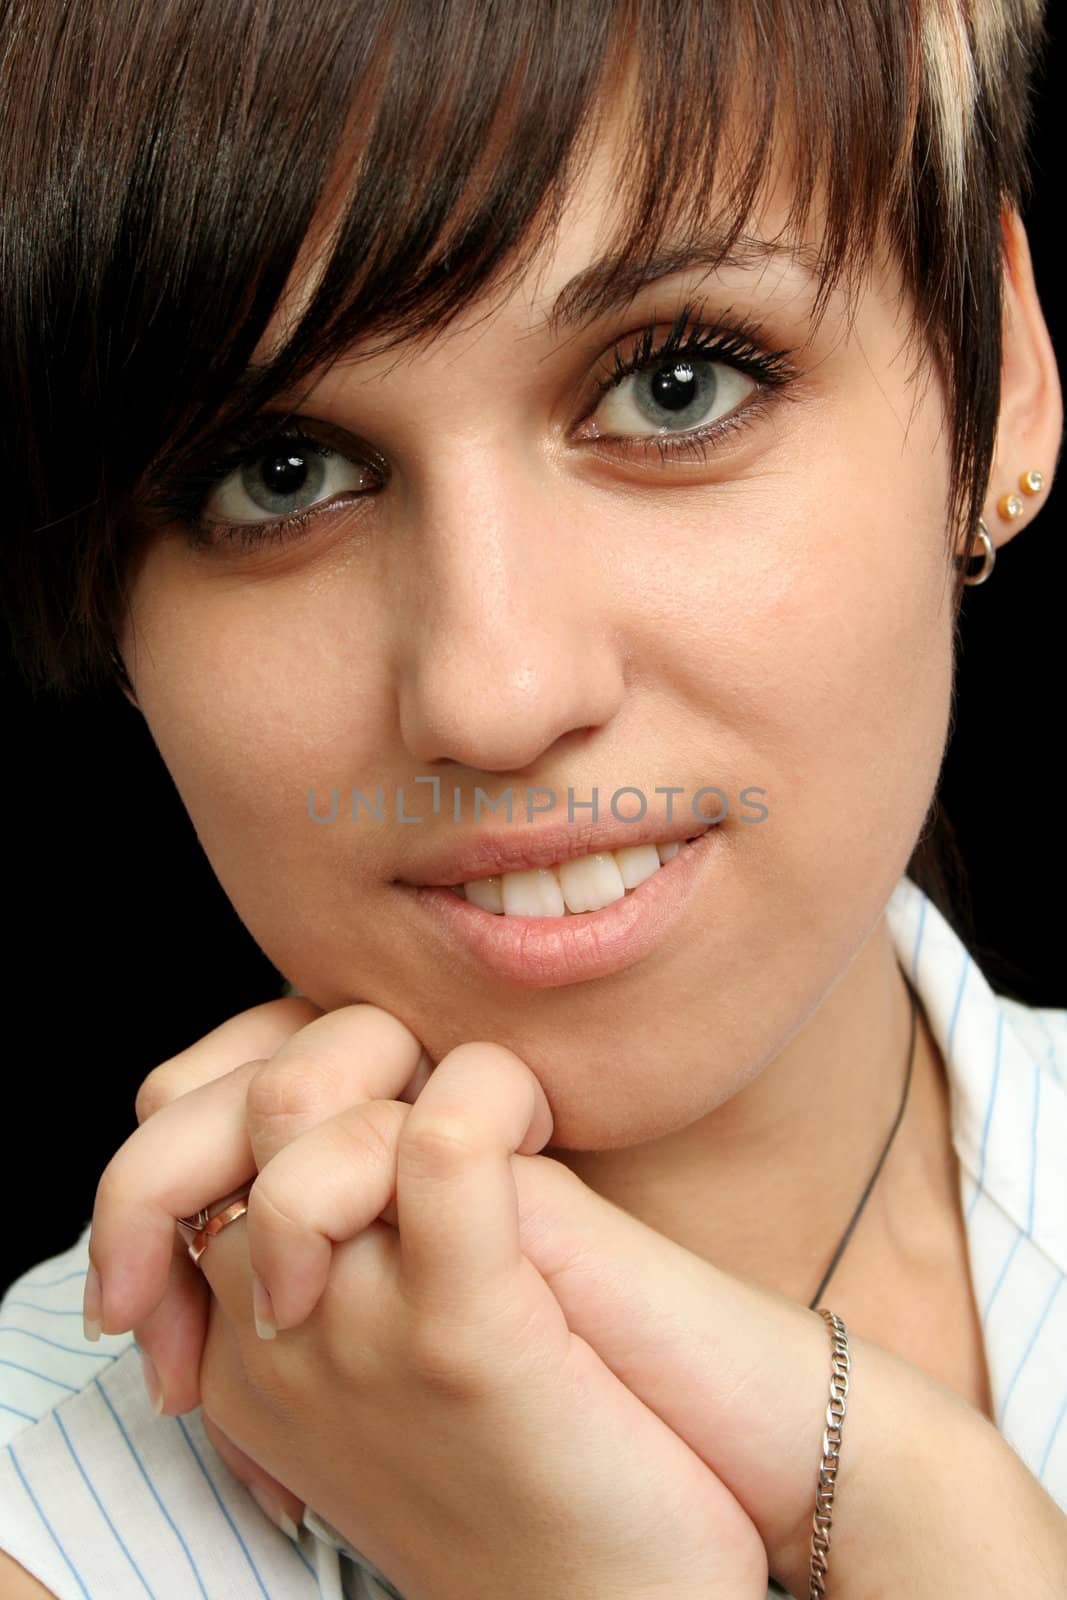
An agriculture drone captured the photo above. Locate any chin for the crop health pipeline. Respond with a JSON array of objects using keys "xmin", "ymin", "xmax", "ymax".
[{"xmin": 538, "ymin": 1075, "xmax": 721, "ymax": 1154}]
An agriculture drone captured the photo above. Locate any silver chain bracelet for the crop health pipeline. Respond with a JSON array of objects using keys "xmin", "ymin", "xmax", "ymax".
[{"xmin": 809, "ymin": 1308, "xmax": 851, "ymax": 1598}]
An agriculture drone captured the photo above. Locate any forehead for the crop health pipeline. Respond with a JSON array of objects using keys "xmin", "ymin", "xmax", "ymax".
[{"xmin": 253, "ymin": 65, "xmax": 836, "ymax": 379}]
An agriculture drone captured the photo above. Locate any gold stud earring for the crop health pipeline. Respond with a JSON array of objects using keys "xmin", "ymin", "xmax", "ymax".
[
  {"xmin": 1019, "ymin": 469, "xmax": 1044, "ymax": 496},
  {"xmin": 997, "ymin": 491, "xmax": 1024, "ymax": 521}
]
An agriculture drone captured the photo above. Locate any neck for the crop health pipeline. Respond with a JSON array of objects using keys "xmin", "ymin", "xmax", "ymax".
[{"xmin": 549, "ymin": 917, "xmax": 957, "ymax": 1309}]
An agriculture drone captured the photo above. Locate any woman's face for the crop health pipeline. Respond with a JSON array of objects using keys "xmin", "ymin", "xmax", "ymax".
[{"xmin": 118, "ymin": 105, "xmax": 956, "ymax": 1151}]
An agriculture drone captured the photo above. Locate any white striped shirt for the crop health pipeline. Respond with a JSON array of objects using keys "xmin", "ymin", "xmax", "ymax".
[{"xmin": 1, "ymin": 874, "xmax": 1065, "ymax": 1598}]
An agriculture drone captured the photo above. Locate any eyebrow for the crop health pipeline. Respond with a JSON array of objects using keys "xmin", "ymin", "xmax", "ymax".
[
  {"xmin": 243, "ymin": 229, "xmax": 825, "ymax": 394},
  {"xmin": 541, "ymin": 230, "xmax": 826, "ymax": 338}
]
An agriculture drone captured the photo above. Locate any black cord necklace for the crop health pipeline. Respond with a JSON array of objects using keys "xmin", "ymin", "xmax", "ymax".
[
  {"xmin": 769, "ymin": 963, "xmax": 920, "ymax": 1598},
  {"xmin": 807, "ymin": 961, "xmax": 920, "ymax": 1311}
]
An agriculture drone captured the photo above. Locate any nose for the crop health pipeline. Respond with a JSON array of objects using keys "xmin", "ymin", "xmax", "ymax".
[{"xmin": 390, "ymin": 448, "xmax": 626, "ymax": 774}]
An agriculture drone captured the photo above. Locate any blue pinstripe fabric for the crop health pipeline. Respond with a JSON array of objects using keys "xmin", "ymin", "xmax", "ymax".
[
  {"xmin": 52, "ymin": 1411, "xmax": 156, "ymax": 1599},
  {"xmin": 5, "ymin": 1447, "xmax": 93, "ymax": 1600},
  {"xmin": 0, "ymin": 875, "xmax": 1063, "ymax": 1598}
]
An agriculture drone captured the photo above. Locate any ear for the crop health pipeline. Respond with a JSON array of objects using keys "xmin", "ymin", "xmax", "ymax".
[{"xmin": 979, "ymin": 210, "xmax": 1062, "ymax": 555}]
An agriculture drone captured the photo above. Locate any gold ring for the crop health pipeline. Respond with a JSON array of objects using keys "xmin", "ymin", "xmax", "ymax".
[{"xmin": 177, "ymin": 1183, "xmax": 253, "ymax": 1265}]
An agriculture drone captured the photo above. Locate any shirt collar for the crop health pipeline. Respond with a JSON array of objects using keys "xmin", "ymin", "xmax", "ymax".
[{"xmin": 887, "ymin": 874, "xmax": 1067, "ymax": 1277}]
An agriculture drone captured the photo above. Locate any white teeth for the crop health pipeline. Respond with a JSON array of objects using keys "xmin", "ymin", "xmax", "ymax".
[
  {"xmin": 557, "ymin": 851, "xmax": 626, "ymax": 913},
  {"xmin": 618, "ymin": 844, "xmax": 665, "ymax": 885},
  {"xmin": 501, "ymin": 867, "xmax": 566, "ymax": 918},
  {"xmin": 451, "ymin": 834, "xmax": 702, "ymax": 917},
  {"xmin": 463, "ymin": 877, "xmax": 502, "ymax": 912}
]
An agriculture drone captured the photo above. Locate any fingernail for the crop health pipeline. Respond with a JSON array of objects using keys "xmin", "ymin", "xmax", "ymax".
[
  {"xmin": 252, "ymin": 1274, "xmax": 276, "ymax": 1340},
  {"xmin": 248, "ymin": 1483, "xmax": 300, "ymax": 1541},
  {"xmin": 83, "ymin": 1263, "xmax": 102, "ymax": 1343},
  {"xmin": 140, "ymin": 1350, "xmax": 164, "ymax": 1416}
]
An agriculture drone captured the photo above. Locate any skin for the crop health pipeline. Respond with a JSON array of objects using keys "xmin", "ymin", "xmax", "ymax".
[
  {"xmin": 2, "ymin": 84, "xmax": 1063, "ymax": 1600},
  {"xmin": 111, "ymin": 97, "xmax": 1059, "ymax": 1375}
]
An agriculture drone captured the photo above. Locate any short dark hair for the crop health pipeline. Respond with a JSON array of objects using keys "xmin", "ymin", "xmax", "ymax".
[{"xmin": 0, "ymin": 0, "xmax": 1047, "ymax": 699}]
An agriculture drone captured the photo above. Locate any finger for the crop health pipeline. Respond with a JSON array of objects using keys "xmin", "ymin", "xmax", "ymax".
[
  {"xmin": 195, "ymin": 1193, "xmax": 397, "ymax": 1356},
  {"xmin": 244, "ymin": 1099, "xmax": 409, "ymax": 1333},
  {"xmin": 91, "ymin": 1004, "xmax": 428, "ymax": 1335},
  {"xmin": 395, "ymin": 1042, "xmax": 554, "ymax": 1315},
  {"xmin": 200, "ymin": 1413, "xmax": 305, "ymax": 1542},
  {"xmin": 88, "ymin": 1059, "xmax": 265, "ymax": 1334},
  {"xmin": 133, "ymin": 1238, "xmax": 210, "ymax": 1416},
  {"xmin": 244, "ymin": 1003, "xmax": 431, "ymax": 1170},
  {"xmin": 135, "ymin": 996, "xmax": 324, "ymax": 1122}
]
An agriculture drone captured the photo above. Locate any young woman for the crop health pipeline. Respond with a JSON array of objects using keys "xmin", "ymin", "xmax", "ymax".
[{"xmin": 1, "ymin": 2, "xmax": 1064, "ymax": 1597}]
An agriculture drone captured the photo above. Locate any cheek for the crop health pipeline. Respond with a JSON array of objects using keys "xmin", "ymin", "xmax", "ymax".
[
  {"xmin": 665, "ymin": 407, "xmax": 955, "ymax": 849},
  {"xmin": 138, "ymin": 654, "xmax": 321, "ymax": 822},
  {"xmin": 118, "ymin": 575, "xmax": 380, "ymax": 896},
  {"xmin": 598, "ymin": 415, "xmax": 956, "ymax": 1052},
  {"xmin": 778, "ymin": 452, "xmax": 954, "ymax": 834},
  {"xmin": 760, "ymin": 525, "xmax": 951, "ymax": 788}
]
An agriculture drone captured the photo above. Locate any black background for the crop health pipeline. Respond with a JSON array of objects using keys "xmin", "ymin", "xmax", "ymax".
[{"xmin": 2, "ymin": 24, "xmax": 1064, "ymax": 1293}]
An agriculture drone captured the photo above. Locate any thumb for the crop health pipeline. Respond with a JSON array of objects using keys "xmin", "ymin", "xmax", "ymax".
[{"xmin": 201, "ymin": 1412, "xmax": 306, "ymax": 1542}]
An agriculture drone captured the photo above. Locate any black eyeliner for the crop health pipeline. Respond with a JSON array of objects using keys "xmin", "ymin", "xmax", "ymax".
[{"xmin": 596, "ymin": 300, "xmax": 797, "ymax": 396}]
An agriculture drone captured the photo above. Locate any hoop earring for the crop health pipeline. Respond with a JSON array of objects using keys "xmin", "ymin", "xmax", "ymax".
[{"xmin": 960, "ymin": 518, "xmax": 996, "ymax": 586}]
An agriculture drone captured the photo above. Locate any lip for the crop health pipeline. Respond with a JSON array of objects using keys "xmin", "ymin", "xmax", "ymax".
[
  {"xmin": 392, "ymin": 814, "xmax": 716, "ymax": 888},
  {"xmin": 394, "ymin": 824, "xmax": 721, "ymax": 988}
]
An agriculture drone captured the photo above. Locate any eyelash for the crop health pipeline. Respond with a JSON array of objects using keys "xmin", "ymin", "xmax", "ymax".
[{"xmin": 154, "ymin": 305, "xmax": 799, "ymax": 553}]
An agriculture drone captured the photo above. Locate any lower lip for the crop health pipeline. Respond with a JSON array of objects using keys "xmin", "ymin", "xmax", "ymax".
[{"xmin": 396, "ymin": 828, "xmax": 721, "ymax": 988}]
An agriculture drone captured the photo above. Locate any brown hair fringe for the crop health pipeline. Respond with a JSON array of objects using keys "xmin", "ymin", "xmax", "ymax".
[{"xmin": 0, "ymin": 0, "xmax": 1047, "ymax": 697}]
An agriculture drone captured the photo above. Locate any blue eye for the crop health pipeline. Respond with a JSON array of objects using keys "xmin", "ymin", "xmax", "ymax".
[
  {"xmin": 211, "ymin": 430, "xmax": 379, "ymax": 534},
  {"xmin": 582, "ymin": 305, "xmax": 797, "ymax": 465},
  {"xmin": 150, "ymin": 422, "xmax": 384, "ymax": 552},
  {"xmin": 231, "ymin": 438, "xmax": 337, "ymax": 515},
  {"xmin": 594, "ymin": 354, "xmax": 757, "ymax": 436}
]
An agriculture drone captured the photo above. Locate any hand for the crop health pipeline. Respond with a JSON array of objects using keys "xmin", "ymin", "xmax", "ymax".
[
  {"xmin": 85, "ymin": 995, "xmax": 420, "ymax": 1537},
  {"xmin": 88, "ymin": 1004, "xmax": 769, "ymax": 1600},
  {"xmin": 92, "ymin": 1002, "xmax": 1054, "ymax": 1600},
  {"xmin": 89, "ymin": 996, "xmax": 826, "ymax": 1590}
]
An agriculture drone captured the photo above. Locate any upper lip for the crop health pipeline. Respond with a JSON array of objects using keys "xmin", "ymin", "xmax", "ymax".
[{"xmin": 392, "ymin": 815, "xmax": 717, "ymax": 888}]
